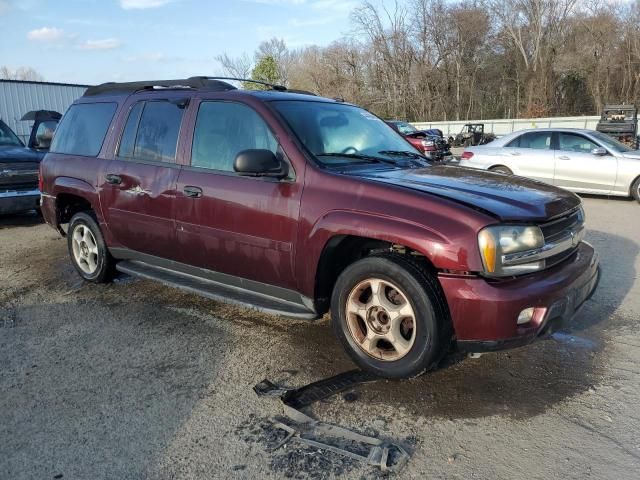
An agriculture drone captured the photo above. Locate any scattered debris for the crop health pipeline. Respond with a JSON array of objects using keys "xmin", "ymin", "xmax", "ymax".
[{"xmin": 254, "ymin": 370, "xmax": 410, "ymax": 473}]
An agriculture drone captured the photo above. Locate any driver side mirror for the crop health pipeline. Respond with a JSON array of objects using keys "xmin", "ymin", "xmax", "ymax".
[
  {"xmin": 234, "ymin": 149, "xmax": 288, "ymax": 179},
  {"xmin": 591, "ymin": 147, "xmax": 608, "ymax": 156}
]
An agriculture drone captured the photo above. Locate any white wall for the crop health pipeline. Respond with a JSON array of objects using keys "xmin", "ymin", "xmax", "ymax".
[{"xmin": 412, "ymin": 116, "xmax": 600, "ymax": 137}]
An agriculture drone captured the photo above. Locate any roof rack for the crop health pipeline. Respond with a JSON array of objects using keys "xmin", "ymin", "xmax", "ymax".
[
  {"xmin": 83, "ymin": 76, "xmax": 318, "ymax": 97},
  {"xmin": 83, "ymin": 77, "xmax": 237, "ymax": 97},
  {"xmin": 204, "ymin": 76, "xmax": 288, "ymax": 91}
]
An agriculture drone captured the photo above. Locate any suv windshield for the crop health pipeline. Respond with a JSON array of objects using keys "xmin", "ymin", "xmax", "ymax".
[
  {"xmin": 272, "ymin": 101, "xmax": 422, "ymax": 166},
  {"xmin": 0, "ymin": 120, "xmax": 23, "ymax": 147},
  {"xmin": 590, "ymin": 131, "xmax": 633, "ymax": 153}
]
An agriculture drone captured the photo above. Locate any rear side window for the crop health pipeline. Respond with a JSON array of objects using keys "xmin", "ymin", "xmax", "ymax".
[
  {"xmin": 507, "ymin": 131, "xmax": 551, "ymax": 150},
  {"xmin": 50, "ymin": 103, "xmax": 117, "ymax": 156},
  {"xmin": 191, "ymin": 101, "xmax": 277, "ymax": 171},
  {"xmin": 118, "ymin": 100, "xmax": 185, "ymax": 163}
]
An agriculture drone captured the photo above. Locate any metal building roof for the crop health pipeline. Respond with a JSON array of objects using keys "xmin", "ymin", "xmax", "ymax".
[{"xmin": 0, "ymin": 79, "xmax": 89, "ymax": 143}]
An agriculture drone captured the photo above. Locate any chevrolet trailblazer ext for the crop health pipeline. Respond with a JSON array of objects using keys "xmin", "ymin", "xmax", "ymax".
[{"xmin": 40, "ymin": 77, "xmax": 599, "ymax": 379}]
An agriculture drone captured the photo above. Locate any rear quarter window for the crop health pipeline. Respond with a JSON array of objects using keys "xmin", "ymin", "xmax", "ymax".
[{"xmin": 51, "ymin": 102, "xmax": 117, "ymax": 157}]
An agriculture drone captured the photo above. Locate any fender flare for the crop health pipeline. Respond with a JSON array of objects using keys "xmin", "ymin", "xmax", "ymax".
[{"xmin": 298, "ymin": 210, "xmax": 473, "ymax": 298}]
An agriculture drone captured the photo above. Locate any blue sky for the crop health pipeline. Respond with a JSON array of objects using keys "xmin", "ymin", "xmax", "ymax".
[{"xmin": 0, "ymin": 0, "xmax": 363, "ymax": 85}]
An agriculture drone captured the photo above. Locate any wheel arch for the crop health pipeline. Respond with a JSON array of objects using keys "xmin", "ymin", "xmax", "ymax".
[{"xmin": 302, "ymin": 210, "xmax": 479, "ymax": 312}]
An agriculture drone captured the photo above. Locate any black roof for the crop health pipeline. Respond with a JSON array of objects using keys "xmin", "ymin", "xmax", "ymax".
[{"xmin": 84, "ymin": 77, "xmax": 237, "ymax": 97}]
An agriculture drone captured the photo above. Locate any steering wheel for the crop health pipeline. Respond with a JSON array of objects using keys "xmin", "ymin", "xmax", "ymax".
[{"xmin": 341, "ymin": 146, "xmax": 359, "ymax": 154}]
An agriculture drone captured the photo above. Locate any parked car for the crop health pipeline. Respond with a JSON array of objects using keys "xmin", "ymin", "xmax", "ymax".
[
  {"xmin": 458, "ymin": 128, "xmax": 640, "ymax": 202},
  {"xmin": 40, "ymin": 77, "xmax": 599, "ymax": 379},
  {"xmin": 0, "ymin": 114, "xmax": 57, "ymax": 216},
  {"xmin": 449, "ymin": 123, "xmax": 496, "ymax": 147},
  {"xmin": 385, "ymin": 120, "xmax": 452, "ymax": 162}
]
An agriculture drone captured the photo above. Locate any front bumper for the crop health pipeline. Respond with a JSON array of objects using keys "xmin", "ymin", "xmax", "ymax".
[
  {"xmin": 0, "ymin": 188, "xmax": 40, "ymax": 215},
  {"xmin": 438, "ymin": 241, "xmax": 599, "ymax": 352}
]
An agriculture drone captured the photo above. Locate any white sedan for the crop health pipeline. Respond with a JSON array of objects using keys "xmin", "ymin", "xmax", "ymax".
[{"xmin": 457, "ymin": 128, "xmax": 640, "ymax": 202}]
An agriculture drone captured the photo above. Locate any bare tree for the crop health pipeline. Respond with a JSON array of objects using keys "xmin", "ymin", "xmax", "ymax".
[{"xmin": 0, "ymin": 66, "xmax": 44, "ymax": 81}]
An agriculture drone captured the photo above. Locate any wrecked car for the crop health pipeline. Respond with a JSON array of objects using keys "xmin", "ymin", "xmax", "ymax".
[
  {"xmin": 40, "ymin": 77, "xmax": 599, "ymax": 378},
  {"xmin": 449, "ymin": 123, "xmax": 496, "ymax": 147},
  {"xmin": 386, "ymin": 120, "xmax": 452, "ymax": 162}
]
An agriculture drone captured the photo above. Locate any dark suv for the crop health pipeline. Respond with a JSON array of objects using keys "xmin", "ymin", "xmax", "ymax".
[{"xmin": 40, "ymin": 77, "xmax": 599, "ymax": 379}]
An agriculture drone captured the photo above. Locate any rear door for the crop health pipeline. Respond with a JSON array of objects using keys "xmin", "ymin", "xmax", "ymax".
[
  {"xmin": 99, "ymin": 98, "xmax": 187, "ymax": 260},
  {"xmin": 174, "ymin": 99, "xmax": 302, "ymax": 290},
  {"xmin": 501, "ymin": 131, "xmax": 555, "ymax": 183},
  {"xmin": 553, "ymin": 132, "xmax": 617, "ymax": 193}
]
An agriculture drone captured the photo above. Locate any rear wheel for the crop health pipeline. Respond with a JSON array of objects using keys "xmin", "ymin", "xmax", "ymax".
[
  {"xmin": 331, "ymin": 254, "xmax": 451, "ymax": 379},
  {"xmin": 632, "ymin": 177, "xmax": 640, "ymax": 203},
  {"xmin": 490, "ymin": 165, "xmax": 513, "ymax": 175},
  {"xmin": 67, "ymin": 212, "xmax": 114, "ymax": 283}
]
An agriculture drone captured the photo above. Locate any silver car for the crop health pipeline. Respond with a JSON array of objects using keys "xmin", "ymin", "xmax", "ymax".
[{"xmin": 457, "ymin": 128, "xmax": 640, "ymax": 203}]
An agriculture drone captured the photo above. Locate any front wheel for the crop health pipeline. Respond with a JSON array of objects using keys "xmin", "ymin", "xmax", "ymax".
[
  {"xmin": 331, "ymin": 255, "xmax": 451, "ymax": 379},
  {"xmin": 68, "ymin": 211, "xmax": 115, "ymax": 283}
]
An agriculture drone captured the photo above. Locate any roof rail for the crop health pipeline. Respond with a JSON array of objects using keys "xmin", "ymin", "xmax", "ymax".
[
  {"xmin": 203, "ymin": 76, "xmax": 287, "ymax": 91},
  {"xmin": 83, "ymin": 77, "xmax": 237, "ymax": 97}
]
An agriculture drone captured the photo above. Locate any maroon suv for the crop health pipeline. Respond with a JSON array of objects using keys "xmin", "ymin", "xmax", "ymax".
[{"xmin": 40, "ymin": 77, "xmax": 599, "ymax": 379}]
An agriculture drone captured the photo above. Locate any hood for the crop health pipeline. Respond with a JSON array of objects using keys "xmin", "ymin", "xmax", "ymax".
[
  {"xmin": 356, "ymin": 165, "xmax": 581, "ymax": 222},
  {"xmin": 0, "ymin": 145, "xmax": 45, "ymax": 163}
]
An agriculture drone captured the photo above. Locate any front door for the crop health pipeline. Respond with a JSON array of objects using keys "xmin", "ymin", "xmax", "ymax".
[
  {"xmin": 553, "ymin": 132, "xmax": 618, "ymax": 194},
  {"xmin": 174, "ymin": 100, "xmax": 302, "ymax": 290},
  {"xmin": 99, "ymin": 99, "xmax": 186, "ymax": 259}
]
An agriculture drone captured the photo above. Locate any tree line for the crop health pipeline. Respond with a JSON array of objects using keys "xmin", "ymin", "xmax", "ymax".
[{"xmin": 218, "ymin": 0, "xmax": 640, "ymax": 122}]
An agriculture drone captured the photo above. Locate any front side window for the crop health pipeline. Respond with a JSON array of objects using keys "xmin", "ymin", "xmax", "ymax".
[
  {"xmin": 588, "ymin": 131, "xmax": 630, "ymax": 153},
  {"xmin": 191, "ymin": 101, "xmax": 277, "ymax": 171},
  {"xmin": 272, "ymin": 101, "xmax": 419, "ymax": 166},
  {"xmin": 118, "ymin": 100, "xmax": 185, "ymax": 163},
  {"xmin": 508, "ymin": 131, "xmax": 552, "ymax": 150},
  {"xmin": 50, "ymin": 103, "xmax": 117, "ymax": 156},
  {"xmin": 0, "ymin": 120, "xmax": 23, "ymax": 147},
  {"xmin": 558, "ymin": 133, "xmax": 598, "ymax": 154}
]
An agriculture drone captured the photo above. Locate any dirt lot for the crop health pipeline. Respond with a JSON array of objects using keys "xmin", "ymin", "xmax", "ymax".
[{"xmin": 1, "ymin": 196, "xmax": 639, "ymax": 480}]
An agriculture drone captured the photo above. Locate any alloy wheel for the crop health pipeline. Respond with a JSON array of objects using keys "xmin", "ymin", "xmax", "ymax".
[
  {"xmin": 71, "ymin": 224, "xmax": 99, "ymax": 275},
  {"xmin": 345, "ymin": 278, "xmax": 417, "ymax": 361}
]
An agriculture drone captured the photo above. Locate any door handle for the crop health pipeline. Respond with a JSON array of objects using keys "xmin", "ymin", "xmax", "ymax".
[
  {"xmin": 105, "ymin": 174, "xmax": 122, "ymax": 185},
  {"xmin": 183, "ymin": 186, "xmax": 203, "ymax": 198},
  {"xmin": 510, "ymin": 152, "xmax": 521, "ymax": 156},
  {"xmin": 558, "ymin": 155, "xmax": 570, "ymax": 160}
]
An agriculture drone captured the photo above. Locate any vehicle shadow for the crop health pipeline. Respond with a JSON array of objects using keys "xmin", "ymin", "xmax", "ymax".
[
  {"xmin": 277, "ymin": 229, "xmax": 637, "ymax": 421},
  {"xmin": 0, "ymin": 210, "xmax": 43, "ymax": 229}
]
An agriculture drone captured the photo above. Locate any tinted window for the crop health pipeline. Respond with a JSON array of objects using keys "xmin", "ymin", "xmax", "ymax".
[
  {"xmin": 118, "ymin": 101, "xmax": 184, "ymax": 163},
  {"xmin": 507, "ymin": 131, "xmax": 551, "ymax": 150},
  {"xmin": 191, "ymin": 101, "xmax": 277, "ymax": 171},
  {"xmin": 118, "ymin": 102, "xmax": 144, "ymax": 158},
  {"xmin": 558, "ymin": 133, "xmax": 599, "ymax": 154},
  {"xmin": 50, "ymin": 103, "xmax": 117, "ymax": 156}
]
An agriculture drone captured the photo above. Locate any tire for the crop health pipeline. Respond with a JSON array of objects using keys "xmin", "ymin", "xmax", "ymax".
[
  {"xmin": 331, "ymin": 254, "xmax": 451, "ymax": 379},
  {"xmin": 67, "ymin": 211, "xmax": 114, "ymax": 283},
  {"xmin": 632, "ymin": 177, "xmax": 640, "ymax": 203},
  {"xmin": 490, "ymin": 165, "xmax": 513, "ymax": 175}
]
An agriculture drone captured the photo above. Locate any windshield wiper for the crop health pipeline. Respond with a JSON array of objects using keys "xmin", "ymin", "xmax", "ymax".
[
  {"xmin": 316, "ymin": 153, "xmax": 398, "ymax": 165},
  {"xmin": 378, "ymin": 150, "xmax": 428, "ymax": 161}
]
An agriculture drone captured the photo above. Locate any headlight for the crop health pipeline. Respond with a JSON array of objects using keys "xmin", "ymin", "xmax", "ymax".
[
  {"xmin": 478, "ymin": 225, "xmax": 545, "ymax": 277},
  {"xmin": 421, "ymin": 140, "xmax": 435, "ymax": 147}
]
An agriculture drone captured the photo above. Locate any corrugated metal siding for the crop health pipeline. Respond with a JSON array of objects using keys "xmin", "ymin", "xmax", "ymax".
[{"xmin": 0, "ymin": 80, "xmax": 88, "ymax": 143}]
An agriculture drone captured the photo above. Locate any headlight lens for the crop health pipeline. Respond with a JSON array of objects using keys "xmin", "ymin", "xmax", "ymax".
[{"xmin": 478, "ymin": 225, "xmax": 545, "ymax": 276}]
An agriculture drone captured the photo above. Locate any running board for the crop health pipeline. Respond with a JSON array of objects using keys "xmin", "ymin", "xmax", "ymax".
[{"xmin": 115, "ymin": 260, "xmax": 319, "ymax": 320}]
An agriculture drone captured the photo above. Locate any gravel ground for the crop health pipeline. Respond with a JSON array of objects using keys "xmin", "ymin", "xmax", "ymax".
[{"xmin": 1, "ymin": 196, "xmax": 639, "ymax": 480}]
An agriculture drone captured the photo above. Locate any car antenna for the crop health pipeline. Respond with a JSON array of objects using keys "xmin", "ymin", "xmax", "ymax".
[{"xmin": 204, "ymin": 76, "xmax": 287, "ymax": 92}]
